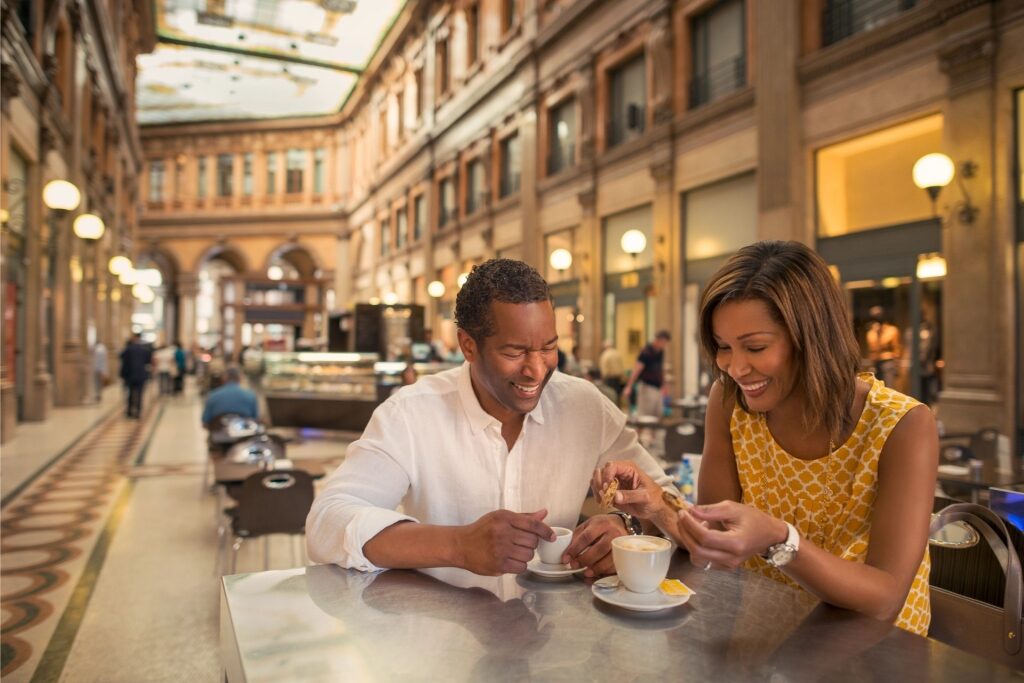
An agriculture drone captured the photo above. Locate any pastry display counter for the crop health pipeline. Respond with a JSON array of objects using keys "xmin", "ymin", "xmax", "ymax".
[{"xmin": 261, "ymin": 352, "xmax": 455, "ymax": 431}]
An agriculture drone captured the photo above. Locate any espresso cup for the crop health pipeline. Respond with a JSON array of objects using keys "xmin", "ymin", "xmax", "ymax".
[
  {"xmin": 611, "ymin": 535, "xmax": 673, "ymax": 593},
  {"xmin": 537, "ymin": 526, "xmax": 573, "ymax": 564}
]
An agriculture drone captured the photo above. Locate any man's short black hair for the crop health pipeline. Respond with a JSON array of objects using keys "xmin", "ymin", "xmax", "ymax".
[
  {"xmin": 655, "ymin": 330, "xmax": 671, "ymax": 341},
  {"xmin": 455, "ymin": 259, "xmax": 551, "ymax": 343}
]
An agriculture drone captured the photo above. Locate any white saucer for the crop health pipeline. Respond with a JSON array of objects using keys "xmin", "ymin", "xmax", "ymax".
[
  {"xmin": 591, "ymin": 580, "xmax": 690, "ymax": 612},
  {"xmin": 526, "ymin": 556, "xmax": 584, "ymax": 578}
]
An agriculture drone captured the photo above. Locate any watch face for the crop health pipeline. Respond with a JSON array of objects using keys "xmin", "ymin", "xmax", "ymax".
[{"xmin": 769, "ymin": 545, "xmax": 795, "ymax": 567}]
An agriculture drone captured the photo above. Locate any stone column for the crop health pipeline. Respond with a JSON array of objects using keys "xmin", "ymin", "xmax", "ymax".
[
  {"xmin": 53, "ymin": 209, "xmax": 87, "ymax": 406},
  {"xmin": 24, "ymin": 191, "xmax": 53, "ymax": 421},
  {"xmin": 649, "ymin": 155, "xmax": 680, "ymax": 398},
  {"xmin": 755, "ymin": 0, "xmax": 805, "ymax": 242},
  {"xmin": 518, "ymin": 110, "xmax": 540, "ymax": 268},
  {"xmin": 934, "ymin": 8, "xmax": 1011, "ymax": 438},
  {"xmin": 577, "ymin": 189, "xmax": 600, "ymax": 363},
  {"xmin": 176, "ymin": 272, "xmax": 199, "ymax": 349}
]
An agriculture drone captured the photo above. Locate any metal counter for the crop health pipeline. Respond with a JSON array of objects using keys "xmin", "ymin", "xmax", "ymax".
[{"xmin": 221, "ymin": 557, "xmax": 1010, "ymax": 682}]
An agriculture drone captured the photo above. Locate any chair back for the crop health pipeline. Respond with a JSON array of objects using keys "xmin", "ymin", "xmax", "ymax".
[
  {"xmin": 663, "ymin": 422, "xmax": 705, "ymax": 462},
  {"xmin": 235, "ymin": 469, "xmax": 315, "ymax": 538},
  {"xmin": 928, "ymin": 502, "xmax": 1023, "ymax": 669}
]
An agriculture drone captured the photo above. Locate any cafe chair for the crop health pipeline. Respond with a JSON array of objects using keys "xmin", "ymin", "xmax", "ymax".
[
  {"xmin": 222, "ymin": 469, "xmax": 315, "ymax": 575},
  {"xmin": 663, "ymin": 422, "xmax": 705, "ymax": 463},
  {"xmin": 928, "ymin": 501, "xmax": 1024, "ymax": 670}
]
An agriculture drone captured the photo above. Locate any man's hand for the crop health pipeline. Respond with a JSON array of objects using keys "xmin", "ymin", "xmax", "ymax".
[
  {"xmin": 563, "ymin": 514, "xmax": 628, "ymax": 578},
  {"xmin": 454, "ymin": 509, "xmax": 553, "ymax": 576}
]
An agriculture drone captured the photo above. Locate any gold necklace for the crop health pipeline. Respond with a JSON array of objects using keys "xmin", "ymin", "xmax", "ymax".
[{"xmin": 758, "ymin": 414, "xmax": 839, "ymax": 549}]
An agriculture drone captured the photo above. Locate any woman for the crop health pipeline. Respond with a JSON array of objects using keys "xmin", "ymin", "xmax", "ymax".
[{"xmin": 597, "ymin": 241, "xmax": 937, "ymax": 634}]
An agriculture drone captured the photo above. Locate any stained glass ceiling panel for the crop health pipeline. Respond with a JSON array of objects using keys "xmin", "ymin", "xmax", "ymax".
[{"xmin": 137, "ymin": 0, "xmax": 404, "ymax": 125}]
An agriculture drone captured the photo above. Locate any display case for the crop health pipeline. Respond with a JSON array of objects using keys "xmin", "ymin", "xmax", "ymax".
[{"xmin": 261, "ymin": 352, "xmax": 457, "ymax": 431}]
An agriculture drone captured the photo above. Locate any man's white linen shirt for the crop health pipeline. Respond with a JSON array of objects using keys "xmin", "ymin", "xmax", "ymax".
[{"xmin": 306, "ymin": 363, "xmax": 671, "ymax": 571}]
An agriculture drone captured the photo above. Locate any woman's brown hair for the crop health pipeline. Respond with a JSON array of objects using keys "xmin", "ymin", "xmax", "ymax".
[{"xmin": 698, "ymin": 240, "xmax": 861, "ymax": 441}]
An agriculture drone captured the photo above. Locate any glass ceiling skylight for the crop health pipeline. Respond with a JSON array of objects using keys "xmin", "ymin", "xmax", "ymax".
[{"xmin": 137, "ymin": 0, "xmax": 405, "ymax": 125}]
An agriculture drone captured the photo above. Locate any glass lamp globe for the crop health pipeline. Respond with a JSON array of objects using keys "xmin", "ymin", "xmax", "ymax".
[
  {"xmin": 427, "ymin": 280, "xmax": 446, "ymax": 298},
  {"xmin": 42, "ymin": 180, "xmax": 81, "ymax": 211},
  {"xmin": 620, "ymin": 229, "xmax": 647, "ymax": 255},
  {"xmin": 267, "ymin": 265, "xmax": 284, "ymax": 281},
  {"xmin": 457, "ymin": 273, "xmax": 469, "ymax": 288},
  {"xmin": 118, "ymin": 268, "xmax": 138, "ymax": 286},
  {"xmin": 549, "ymin": 248, "xmax": 573, "ymax": 271},
  {"xmin": 108, "ymin": 255, "xmax": 132, "ymax": 276},
  {"xmin": 73, "ymin": 213, "xmax": 105, "ymax": 240},
  {"xmin": 912, "ymin": 154, "xmax": 954, "ymax": 191}
]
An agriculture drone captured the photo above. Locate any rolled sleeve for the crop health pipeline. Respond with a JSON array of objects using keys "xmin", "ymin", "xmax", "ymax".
[{"xmin": 305, "ymin": 401, "xmax": 418, "ymax": 571}]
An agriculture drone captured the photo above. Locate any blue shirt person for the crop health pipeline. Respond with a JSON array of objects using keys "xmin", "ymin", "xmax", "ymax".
[{"xmin": 202, "ymin": 366, "xmax": 259, "ymax": 428}]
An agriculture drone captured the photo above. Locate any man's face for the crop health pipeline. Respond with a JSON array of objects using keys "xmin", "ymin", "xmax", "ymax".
[{"xmin": 460, "ymin": 301, "xmax": 559, "ymax": 423}]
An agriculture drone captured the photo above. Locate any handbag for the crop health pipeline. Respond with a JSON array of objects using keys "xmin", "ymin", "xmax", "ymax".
[{"xmin": 929, "ymin": 502, "xmax": 1023, "ymax": 669}]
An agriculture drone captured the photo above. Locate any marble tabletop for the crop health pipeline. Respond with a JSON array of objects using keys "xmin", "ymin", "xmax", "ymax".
[{"xmin": 221, "ymin": 557, "xmax": 1011, "ymax": 682}]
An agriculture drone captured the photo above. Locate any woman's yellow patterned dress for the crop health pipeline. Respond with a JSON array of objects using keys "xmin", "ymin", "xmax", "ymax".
[{"xmin": 731, "ymin": 373, "xmax": 931, "ymax": 635}]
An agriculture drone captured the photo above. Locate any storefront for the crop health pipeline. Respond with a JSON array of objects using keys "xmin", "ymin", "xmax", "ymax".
[
  {"xmin": 679, "ymin": 172, "xmax": 756, "ymax": 397},
  {"xmin": 602, "ymin": 205, "xmax": 653, "ymax": 363},
  {"xmin": 815, "ymin": 115, "xmax": 946, "ymax": 404}
]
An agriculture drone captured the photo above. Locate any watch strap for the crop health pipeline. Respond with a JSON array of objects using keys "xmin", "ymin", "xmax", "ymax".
[{"xmin": 610, "ymin": 511, "xmax": 643, "ymax": 535}]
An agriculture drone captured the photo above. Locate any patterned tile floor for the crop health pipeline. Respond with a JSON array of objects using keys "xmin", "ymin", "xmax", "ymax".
[{"xmin": 0, "ymin": 382, "xmax": 350, "ymax": 682}]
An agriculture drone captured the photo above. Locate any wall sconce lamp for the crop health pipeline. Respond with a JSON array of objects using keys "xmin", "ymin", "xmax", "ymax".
[
  {"xmin": 108, "ymin": 255, "xmax": 133, "ymax": 276},
  {"xmin": 549, "ymin": 248, "xmax": 573, "ymax": 273},
  {"xmin": 427, "ymin": 280, "xmax": 446, "ymax": 298},
  {"xmin": 42, "ymin": 179, "xmax": 81, "ymax": 213},
  {"xmin": 620, "ymin": 229, "xmax": 647, "ymax": 265},
  {"xmin": 912, "ymin": 153, "xmax": 977, "ymax": 225},
  {"xmin": 72, "ymin": 213, "xmax": 105, "ymax": 241}
]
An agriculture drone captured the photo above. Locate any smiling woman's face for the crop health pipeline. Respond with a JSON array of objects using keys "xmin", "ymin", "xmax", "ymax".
[
  {"xmin": 711, "ymin": 298, "xmax": 798, "ymax": 413},
  {"xmin": 460, "ymin": 300, "xmax": 559, "ymax": 423}
]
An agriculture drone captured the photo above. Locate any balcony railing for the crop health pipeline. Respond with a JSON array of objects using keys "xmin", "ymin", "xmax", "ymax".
[
  {"xmin": 822, "ymin": 0, "xmax": 917, "ymax": 46},
  {"xmin": 689, "ymin": 54, "xmax": 746, "ymax": 109}
]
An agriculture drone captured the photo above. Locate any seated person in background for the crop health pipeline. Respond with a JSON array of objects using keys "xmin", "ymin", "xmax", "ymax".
[
  {"xmin": 202, "ymin": 366, "xmax": 259, "ymax": 429},
  {"xmin": 307, "ymin": 259, "xmax": 675, "ymax": 577},
  {"xmin": 596, "ymin": 240, "xmax": 937, "ymax": 635},
  {"xmin": 586, "ymin": 367, "xmax": 618, "ymax": 405}
]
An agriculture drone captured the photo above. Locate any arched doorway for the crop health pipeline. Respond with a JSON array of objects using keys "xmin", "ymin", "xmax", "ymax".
[
  {"xmin": 195, "ymin": 247, "xmax": 247, "ymax": 358},
  {"xmin": 245, "ymin": 244, "xmax": 323, "ymax": 353}
]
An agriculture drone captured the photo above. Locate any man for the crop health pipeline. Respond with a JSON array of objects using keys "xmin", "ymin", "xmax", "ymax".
[
  {"xmin": 598, "ymin": 340, "xmax": 624, "ymax": 397},
  {"xmin": 119, "ymin": 333, "xmax": 151, "ymax": 419},
  {"xmin": 202, "ymin": 366, "xmax": 259, "ymax": 428},
  {"xmin": 621, "ymin": 330, "xmax": 671, "ymax": 418},
  {"xmin": 307, "ymin": 259, "xmax": 674, "ymax": 577},
  {"xmin": 865, "ymin": 305, "xmax": 902, "ymax": 389}
]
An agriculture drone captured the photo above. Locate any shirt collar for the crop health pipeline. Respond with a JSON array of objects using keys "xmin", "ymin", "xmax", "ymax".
[{"xmin": 456, "ymin": 362, "xmax": 547, "ymax": 435}]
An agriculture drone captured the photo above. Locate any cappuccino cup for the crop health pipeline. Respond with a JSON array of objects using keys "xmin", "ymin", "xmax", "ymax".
[
  {"xmin": 611, "ymin": 535, "xmax": 673, "ymax": 593},
  {"xmin": 537, "ymin": 526, "xmax": 573, "ymax": 564}
]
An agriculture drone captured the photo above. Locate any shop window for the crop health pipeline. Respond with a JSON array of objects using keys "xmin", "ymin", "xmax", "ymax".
[
  {"xmin": 823, "ymin": 0, "xmax": 918, "ymax": 47},
  {"xmin": 690, "ymin": 0, "xmax": 746, "ymax": 108},
  {"xmin": 286, "ymin": 148, "xmax": 306, "ymax": 194},
  {"xmin": 607, "ymin": 55, "xmax": 646, "ymax": 148},
  {"xmin": 216, "ymin": 154, "xmax": 233, "ymax": 197},
  {"xmin": 502, "ymin": 0, "xmax": 519, "ymax": 35},
  {"xmin": 439, "ymin": 177, "xmax": 456, "ymax": 227},
  {"xmin": 548, "ymin": 98, "xmax": 577, "ymax": 176},
  {"xmin": 684, "ymin": 173, "xmax": 757, "ymax": 260},
  {"xmin": 466, "ymin": 3, "xmax": 481, "ymax": 68},
  {"xmin": 816, "ymin": 114, "xmax": 942, "ymax": 237},
  {"xmin": 148, "ymin": 160, "xmax": 165, "ymax": 202},
  {"xmin": 499, "ymin": 134, "xmax": 520, "ymax": 198},
  {"xmin": 197, "ymin": 157, "xmax": 207, "ymax": 199},
  {"xmin": 266, "ymin": 152, "xmax": 277, "ymax": 195},
  {"xmin": 544, "ymin": 229, "xmax": 575, "ymax": 283},
  {"xmin": 466, "ymin": 158, "xmax": 486, "ymax": 214},
  {"xmin": 396, "ymin": 207, "xmax": 409, "ymax": 249},
  {"xmin": 242, "ymin": 153, "xmax": 253, "ymax": 196},
  {"xmin": 413, "ymin": 194, "xmax": 426, "ymax": 241},
  {"xmin": 313, "ymin": 148, "xmax": 325, "ymax": 195},
  {"xmin": 436, "ymin": 37, "xmax": 451, "ymax": 98}
]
